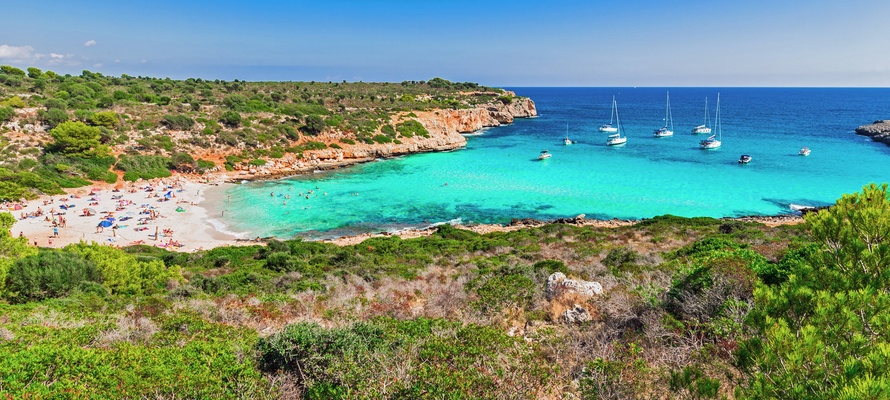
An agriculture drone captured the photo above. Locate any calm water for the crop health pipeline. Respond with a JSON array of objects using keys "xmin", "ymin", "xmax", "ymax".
[{"xmin": 217, "ymin": 88, "xmax": 890, "ymax": 240}]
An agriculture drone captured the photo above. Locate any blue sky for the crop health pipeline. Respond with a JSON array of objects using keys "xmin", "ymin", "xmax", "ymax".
[{"xmin": 2, "ymin": 0, "xmax": 889, "ymax": 86}]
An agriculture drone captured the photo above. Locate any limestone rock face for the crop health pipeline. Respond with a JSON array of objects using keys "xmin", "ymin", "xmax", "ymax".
[
  {"xmin": 561, "ymin": 304, "xmax": 592, "ymax": 324},
  {"xmin": 545, "ymin": 272, "xmax": 603, "ymax": 300},
  {"xmin": 315, "ymin": 96, "xmax": 538, "ymax": 161},
  {"xmin": 855, "ymin": 120, "xmax": 890, "ymax": 145}
]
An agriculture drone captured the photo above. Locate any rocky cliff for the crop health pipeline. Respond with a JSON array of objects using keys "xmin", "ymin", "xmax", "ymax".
[
  {"xmin": 855, "ymin": 120, "xmax": 890, "ymax": 145},
  {"xmin": 235, "ymin": 94, "xmax": 537, "ymax": 179}
]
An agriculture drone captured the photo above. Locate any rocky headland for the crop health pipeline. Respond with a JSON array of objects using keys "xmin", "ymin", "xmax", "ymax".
[
  {"xmin": 224, "ymin": 93, "xmax": 537, "ymax": 181},
  {"xmin": 855, "ymin": 120, "xmax": 890, "ymax": 145}
]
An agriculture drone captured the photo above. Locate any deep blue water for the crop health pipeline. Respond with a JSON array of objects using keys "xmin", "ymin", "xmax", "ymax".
[{"xmin": 218, "ymin": 88, "xmax": 890, "ymax": 240}]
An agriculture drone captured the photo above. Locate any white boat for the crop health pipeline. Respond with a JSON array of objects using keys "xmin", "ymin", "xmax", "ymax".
[
  {"xmin": 598, "ymin": 96, "xmax": 619, "ymax": 132},
  {"xmin": 738, "ymin": 154, "xmax": 752, "ymax": 164},
  {"xmin": 606, "ymin": 99, "xmax": 627, "ymax": 146},
  {"xmin": 700, "ymin": 93, "xmax": 722, "ymax": 149},
  {"xmin": 538, "ymin": 150, "xmax": 552, "ymax": 160},
  {"xmin": 564, "ymin": 124, "xmax": 574, "ymax": 145},
  {"xmin": 692, "ymin": 97, "xmax": 712, "ymax": 134},
  {"xmin": 653, "ymin": 91, "xmax": 674, "ymax": 137},
  {"xmin": 606, "ymin": 133, "xmax": 626, "ymax": 146},
  {"xmin": 799, "ymin": 147, "xmax": 811, "ymax": 156}
]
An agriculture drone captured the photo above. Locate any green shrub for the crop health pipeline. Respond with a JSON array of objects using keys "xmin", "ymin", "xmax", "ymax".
[
  {"xmin": 65, "ymin": 243, "xmax": 181, "ymax": 295},
  {"xmin": 115, "ymin": 154, "xmax": 172, "ymax": 181},
  {"xmin": 4, "ymin": 250, "xmax": 100, "ymax": 303},
  {"xmin": 88, "ymin": 111, "xmax": 119, "ymax": 129},
  {"xmin": 162, "ymin": 114, "xmax": 195, "ymax": 130},
  {"xmin": 219, "ymin": 110, "xmax": 242, "ymax": 127},
  {"xmin": 0, "ymin": 106, "xmax": 14, "ymax": 122},
  {"xmin": 396, "ymin": 120, "xmax": 429, "ymax": 138}
]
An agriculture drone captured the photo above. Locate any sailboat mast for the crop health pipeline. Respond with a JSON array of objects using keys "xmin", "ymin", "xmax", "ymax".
[
  {"xmin": 705, "ymin": 97, "xmax": 710, "ymax": 127},
  {"xmin": 610, "ymin": 95, "xmax": 616, "ymax": 125},
  {"xmin": 666, "ymin": 91, "xmax": 673, "ymax": 130},
  {"xmin": 716, "ymin": 93, "xmax": 721, "ymax": 141}
]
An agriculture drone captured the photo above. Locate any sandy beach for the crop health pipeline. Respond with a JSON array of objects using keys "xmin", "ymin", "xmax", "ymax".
[
  {"xmin": 11, "ymin": 177, "xmax": 244, "ymax": 252},
  {"xmin": 8, "ymin": 172, "xmax": 807, "ymax": 252}
]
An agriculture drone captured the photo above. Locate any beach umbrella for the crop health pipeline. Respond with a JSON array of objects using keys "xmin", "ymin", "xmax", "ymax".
[
  {"xmin": 12, "ymin": 204, "xmax": 22, "ymax": 210},
  {"xmin": 164, "ymin": 191, "xmax": 172, "ymax": 198},
  {"xmin": 98, "ymin": 220, "xmax": 113, "ymax": 228}
]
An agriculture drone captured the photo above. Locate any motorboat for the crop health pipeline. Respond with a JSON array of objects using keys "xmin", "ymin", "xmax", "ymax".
[
  {"xmin": 538, "ymin": 150, "xmax": 552, "ymax": 160},
  {"xmin": 738, "ymin": 154, "xmax": 752, "ymax": 164},
  {"xmin": 799, "ymin": 147, "xmax": 811, "ymax": 156}
]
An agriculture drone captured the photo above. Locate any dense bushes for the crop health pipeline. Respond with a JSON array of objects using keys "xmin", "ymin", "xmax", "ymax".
[
  {"xmin": 162, "ymin": 114, "xmax": 195, "ymax": 130},
  {"xmin": 255, "ymin": 318, "xmax": 553, "ymax": 399},
  {"xmin": 396, "ymin": 119, "xmax": 430, "ymax": 138},
  {"xmin": 115, "ymin": 154, "xmax": 172, "ymax": 181},
  {"xmin": 4, "ymin": 250, "xmax": 101, "ymax": 303}
]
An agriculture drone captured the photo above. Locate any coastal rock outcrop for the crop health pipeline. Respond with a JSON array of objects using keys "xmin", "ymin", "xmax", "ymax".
[
  {"xmin": 227, "ymin": 94, "xmax": 537, "ymax": 181},
  {"xmin": 855, "ymin": 120, "xmax": 890, "ymax": 145}
]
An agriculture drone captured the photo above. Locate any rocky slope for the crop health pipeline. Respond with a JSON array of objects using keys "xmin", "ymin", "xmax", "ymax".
[
  {"xmin": 855, "ymin": 120, "xmax": 890, "ymax": 145},
  {"xmin": 234, "ymin": 93, "xmax": 537, "ymax": 179}
]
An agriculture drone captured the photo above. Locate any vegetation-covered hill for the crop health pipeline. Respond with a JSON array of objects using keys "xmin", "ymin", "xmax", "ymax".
[
  {"xmin": 0, "ymin": 65, "xmax": 521, "ymax": 200},
  {"xmin": 1, "ymin": 183, "xmax": 889, "ymax": 398}
]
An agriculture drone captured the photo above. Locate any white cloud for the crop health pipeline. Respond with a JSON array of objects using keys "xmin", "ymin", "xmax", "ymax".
[
  {"xmin": 93, "ymin": 63, "xmax": 103, "ymax": 68},
  {"xmin": 0, "ymin": 44, "xmax": 37, "ymax": 62},
  {"xmin": 83, "ymin": 40, "xmax": 97, "ymax": 47},
  {"xmin": 0, "ymin": 43, "xmax": 82, "ymax": 67},
  {"xmin": 114, "ymin": 59, "xmax": 120, "ymax": 64}
]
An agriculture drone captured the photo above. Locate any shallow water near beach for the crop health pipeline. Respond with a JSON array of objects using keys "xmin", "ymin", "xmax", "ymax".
[{"xmin": 219, "ymin": 88, "xmax": 890, "ymax": 240}]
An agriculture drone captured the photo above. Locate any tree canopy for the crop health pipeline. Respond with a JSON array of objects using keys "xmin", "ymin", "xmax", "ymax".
[{"xmin": 48, "ymin": 121, "xmax": 110, "ymax": 157}]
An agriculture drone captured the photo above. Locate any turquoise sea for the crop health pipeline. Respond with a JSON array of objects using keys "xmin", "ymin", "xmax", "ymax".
[{"xmin": 216, "ymin": 88, "xmax": 890, "ymax": 240}]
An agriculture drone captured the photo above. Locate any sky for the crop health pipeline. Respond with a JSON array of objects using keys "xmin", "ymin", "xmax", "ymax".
[{"xmin": 1, "ymin": 0, "xmax": 889, "ymax": 86}]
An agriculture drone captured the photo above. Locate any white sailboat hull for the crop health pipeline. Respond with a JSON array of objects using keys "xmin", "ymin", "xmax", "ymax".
[{"xmin": 692, "ymin": 125, "xmax": 711, "ymax": 134}]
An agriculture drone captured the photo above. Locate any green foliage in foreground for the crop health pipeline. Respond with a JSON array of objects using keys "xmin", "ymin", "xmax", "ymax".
[
  {"xmin": 256, "ymin": 318, "xmax": 554, "ymax": 399},
  {"xmin": 0, "ymin": 303, "xmax": 267, "ymax": 398},
  {"xmin": 739, "ymin": 183, "xmax": 890, "ymax": 399},
  {"xmin": 0, "ymin": 183, "xmax": 888, "ymax": 397}
]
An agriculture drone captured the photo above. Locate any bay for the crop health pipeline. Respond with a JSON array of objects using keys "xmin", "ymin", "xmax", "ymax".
[{"xmin": 219, "ymin": 87, "xmax": 890, "ymax": 240}]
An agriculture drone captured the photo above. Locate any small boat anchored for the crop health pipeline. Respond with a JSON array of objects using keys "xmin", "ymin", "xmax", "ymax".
[
  {"xmin": 564, "ymin": 124, "xmax": 574, "ymax": 145},
  {"xmin": 606, "ymin": 98, "xmax": 627, "ymax": 146},
  {"xmin": 653, "ymin": 91, "xmax": 674, "ymax": 137},
  {"xmin": 799, "ymin": 147, "xmax": 811, "ymax": 156},
  {"xmin": 692, "ymin": 97, "xmax": 712, "ymax": 134},
  {"xmin": 700, "ymin": 93, "xmax": 722, "ymax": 149},
  {"xmin": 538, "ymin": 150, "xmax": 552, "ymax": 160},
  {"xmin": 738, "ymin": 154, "xmax": 752, "ymax": 164},
  {"xmin": 599, "ymin": 96, "xmax": 619, "ymax": 132}
]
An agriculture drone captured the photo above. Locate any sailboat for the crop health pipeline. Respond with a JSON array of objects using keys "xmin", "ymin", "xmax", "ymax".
[
  {"xmin": 692, "ymin": 97, "xmax": 712, "ymax": 134},
  {"xmin": 564, "ymin": 124, "xmax": 574, "ymax": 145},
  {"xmin": 700, "ymin": 93, "xmax": 722, "ymax": 149},
  {"xmin": 606, "ymin": 98, "xmax": 627, "ymax": 146},
  {"xmin": 598, "ymin": 96, "xmax": 619, "ymax": 132},
  {"xmin": 653, "ymin": 91, "xmax": 674, "ymax": 137}
]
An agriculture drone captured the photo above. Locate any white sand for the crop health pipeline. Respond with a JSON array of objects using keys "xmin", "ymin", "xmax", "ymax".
[{"xmin": 11, "ymin": 178, "xmax": 245, "ymax": 252}]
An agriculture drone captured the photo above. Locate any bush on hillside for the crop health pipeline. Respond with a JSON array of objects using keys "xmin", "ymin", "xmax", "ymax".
[{"xmin": 4, "ymin": 250, "xmax": 100, "ymax": 303}]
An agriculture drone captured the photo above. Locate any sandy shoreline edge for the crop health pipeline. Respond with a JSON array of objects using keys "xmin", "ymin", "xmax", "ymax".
[{"xmin": 9, "ymin": 176, "xmax": 806, "ymax": 251}]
